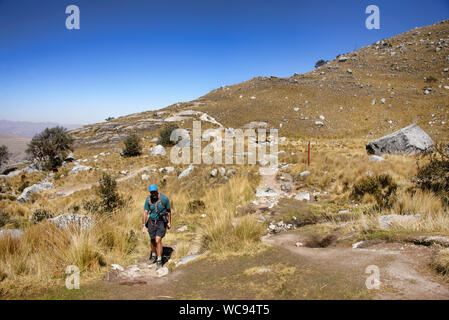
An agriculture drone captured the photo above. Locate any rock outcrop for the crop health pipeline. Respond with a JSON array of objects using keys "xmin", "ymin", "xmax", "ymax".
[
  {"xmin": 48, "ymin": 213, "xmax": 93, "ymax": 231},
  {"xmin": 17, "ymin": 181, "xmax": 53, "ymax": 202},
  {"xmin": 366, "ymin": 124, "xmax": 434, "ymax": 155}
]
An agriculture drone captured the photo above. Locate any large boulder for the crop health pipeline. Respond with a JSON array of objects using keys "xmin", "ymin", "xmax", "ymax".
[
  {"xmin": 48, "ymin": 213, "xmax": 93, "ymax": 231},
  {"xmin": 17, "ymin": 181, "xmax": 53, "ymax": 202},
  {"xmin": 366, "ymin": 124, "xmax": 434, "ymax": 155}
]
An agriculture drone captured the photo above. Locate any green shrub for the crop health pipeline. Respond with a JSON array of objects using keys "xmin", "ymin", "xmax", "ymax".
[
  {"xmin": 0, "ymin": 145, "xmax": 11, "ymax": 168},
  {"xmin": 416, "ymin": 143, "xmax": 449, "ymax": 205},
  {"xmin": 25, "ymin": 126, "xmax": 73, "ymax": 171},
  {"xmin": 351, "ymin": 174, "xmax": 398, "ymax": 210},
  {"xmin": 98, "ymin": 173, "xmax": 124, "ymax": 213},
  {"xmin": 0, "ymin": 209, "xmax": 10, "ymax": 227},
  {"xmin": 121, "ymin": 134, "xmax": 142, "ymax": 157},
  {"xmin": 425, "ymin": 75, "xmax": 438, "ymax": 83},
  {"xmin": 187, "ymin": 199, "xmax": 206, "ymax": 213},
  {"xmin": 159, "ymin": 125, "xmax": 178, "ymax": 147},
  {"xmin": 82, "ymin": 199, "xmax": 100, "ymax": 214},
  {"xmin": 31, "ymin": 209, "xmax": 53, "ymax": 224}
]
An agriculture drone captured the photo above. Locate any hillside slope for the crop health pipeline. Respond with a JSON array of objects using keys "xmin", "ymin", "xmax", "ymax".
[{"xmin": 71, "ymin": 19, "xmax": 449, "ymax": 147}]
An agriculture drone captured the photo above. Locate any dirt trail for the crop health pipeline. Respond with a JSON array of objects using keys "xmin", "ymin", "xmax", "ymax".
[{"xmin": 262, "ymin": 231, "xmax": 449, "ymax": 299}]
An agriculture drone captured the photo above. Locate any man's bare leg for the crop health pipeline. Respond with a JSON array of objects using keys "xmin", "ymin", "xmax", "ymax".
[
  {"xmin": 150, "ymin": 239, "xmax": 157, "ymax": 258},
  {"xmin": 155, "ymin": 236, "xmax": 163, "ymax": 259}
]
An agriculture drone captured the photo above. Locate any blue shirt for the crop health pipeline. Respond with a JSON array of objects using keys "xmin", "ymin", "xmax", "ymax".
[{"xmin": 144, "ymin": 193, "xmax": 170, "ymax": 221}]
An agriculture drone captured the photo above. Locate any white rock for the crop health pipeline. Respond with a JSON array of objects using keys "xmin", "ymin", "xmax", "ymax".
[
  {"xmin": 17, "ymin": 181, "xmax": 53, "ymax": 202},
  {"xmin": 120, "ymin": 170, "xmax": 128, "ymax": 175},
  {"xmin": 177, "ymin": 226, "xmax": 188, "ymax": 232},
  {"xmin": 295, "ymin": 191, "xmax": 310, "ymax": 201},
  {"xmin": 141, "ymin": 174, "xmax": 150, "ymax": 180},
  {"xmin": 255, "ymin": 186, "xmax": 278, "ymax": 198},
  {"xmin": 210, "ymin": 168, "xmax": 218, "ymax": 177},
  {"xmin": 299, "ymin": 170, "xmax": 310, "ymax": 177},
  {"xmin": 111, "ymin": 264, "xmax": 124, "ymax": 271},
  {"xmin": 49, "ymin": 213, "xmax": 93, "ymax": 231},
  {"xmin": 352, "ymin": 241, "xmax": 365, "ymax": 249},
  {"xmin": 150, "ymin": 145, "xmax": 166, "ymax": 156},
  {"xmin": 369, "ymin": 155, "xmax": 386, "ymax": 162},
  {"xmin": 178, "ymin": 165, "xmax": 195, "ymax": 179},
  {"xmin": 69, "ymin": 165, "xmax": 92, "ymax": 175}
]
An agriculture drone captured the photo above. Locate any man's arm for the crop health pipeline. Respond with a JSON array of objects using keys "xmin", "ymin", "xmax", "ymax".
[
  {"xmin": 142, "ymin": 209, "xmax": 148, "ymax": 233},
  {"xmin": 143, "ymin": 210, "xmax": 148, "ymax": 225}
]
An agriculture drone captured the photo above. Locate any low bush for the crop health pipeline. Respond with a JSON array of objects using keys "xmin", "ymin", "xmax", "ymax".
[
  {"xmin": 416, "ymin": 143, "xmax": 449, "ymax": 205},
  {"xmin": 121, "ymin": 134, "xmax": 142, "ymax": 157},
  {"xmin": 159, "ymin": 125, "xmax": 178, "ymax": 147},
  {"xmin": 351, "ymin": 174, "xmax": 398, "ymax": 210},
  {"xmin": 187, "ymin": 200, "xmax": 206, "ymax": 213},
  {"xmin": 30, "ymin": 209, "xmax": 53, "ymax": 224},
  {"xmin": 98, "ymin": 173, "xmax": 124, "ymax": 213}
]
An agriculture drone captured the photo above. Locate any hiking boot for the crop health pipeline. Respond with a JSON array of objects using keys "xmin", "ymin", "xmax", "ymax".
[
  {"xmin": 149, "ymin": 255, "xmax": 157, "ymax": 264},
  {"xmin": 156, "ymin": 260, "xmax": 163, "ymax": 269}
]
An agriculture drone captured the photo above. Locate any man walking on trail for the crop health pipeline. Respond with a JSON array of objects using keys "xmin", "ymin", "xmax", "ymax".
[{"xmin": 142, "ymin": 184, "xmax": 171, "ymax": 269}]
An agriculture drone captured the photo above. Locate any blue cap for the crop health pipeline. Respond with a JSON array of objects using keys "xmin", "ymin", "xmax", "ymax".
[{"xmin": 148, "ymin": 184, "xmax": 158, "ymax": 192}]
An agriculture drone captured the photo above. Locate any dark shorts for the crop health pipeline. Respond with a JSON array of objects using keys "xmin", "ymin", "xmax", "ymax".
[{"xmin": 147, "ymin": 220, "xmax": 166, "ymax": 240}]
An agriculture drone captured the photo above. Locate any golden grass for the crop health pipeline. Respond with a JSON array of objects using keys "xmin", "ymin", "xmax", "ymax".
[{"xmin": 432, "ymin": 249, "xmax": 449, "ymax": 277}]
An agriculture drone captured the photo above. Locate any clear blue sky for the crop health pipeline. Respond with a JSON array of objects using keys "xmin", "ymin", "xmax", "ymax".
[{"xmin": 1, "ymin": 0, "xmax": 448, "ymax": 125}]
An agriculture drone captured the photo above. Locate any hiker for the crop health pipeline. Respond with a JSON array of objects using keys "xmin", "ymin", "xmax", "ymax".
[{"xmin": 142, "ymin": 184, "xmax": 171, "ymax": 269}]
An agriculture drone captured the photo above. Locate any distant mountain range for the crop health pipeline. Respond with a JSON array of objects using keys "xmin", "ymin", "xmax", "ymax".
[
  {"xmin": 0, "ymin": 120, "xmax": 82, "ymax": 138},
  {"xmin": 0, "ymin": 120, "xmax": 82, "ymax": 165}
]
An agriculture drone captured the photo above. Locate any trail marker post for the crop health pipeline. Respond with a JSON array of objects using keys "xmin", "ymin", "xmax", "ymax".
[{"xmin": 307, "ymin": 141, "xmax": 311, "ymax": 166}]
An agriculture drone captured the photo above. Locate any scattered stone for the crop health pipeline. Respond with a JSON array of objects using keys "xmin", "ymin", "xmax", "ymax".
[
  {"xmin": 120, "ymin": 170, "xmax": 128, "ymax": 175},
  {"xmin": 177, "ymin": 226, "xmax": 188, "ymax": 232},
  {"xmin": 338, "ymin": 209, "xmax": 350, "ymax": 214},
  {"xmin": 255, "ymin": 186, "xmax": 278, "ymax": 198},
  {"xmin": 295, "ymin": 242, "xmax": 303, "ymax": 247},
  {"xmin": 141, "ymin": 174, "xmax": 150, "ymax": 180},
  {"xmin": 150, "ymin": 145, "xmax": 166, "ymax": 156},
  {"xmin": 295, "ymin": 191, "xmax": 310, "ymax": 201},
  {"xmin": 299, "ymin": 170, "xmax": 310, "ymax": 177},
  {"xmin": 111, "ymin": 264, "xmax": 124, "ymax": 271},
  {"xmin": 178, "ymin": 165, "xmax": 195, "ymax": 179},
  {"xmin": 352, "ymin": 241, "xmax": 365, "ymax": 249},
  {"xmin": 69, "ymin": 165, "xmax": 92, "ymax": 175},
  {"xmin": 210, "ymin": 168, "xmax": 218, "ymax": 177},
  {"xmin": 369, "ymin": 155, "xmax": 386, "ymax": 162},
  {"xmin": 280, "ymin": 184, "xmax": 292, "ymax": 192}
]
